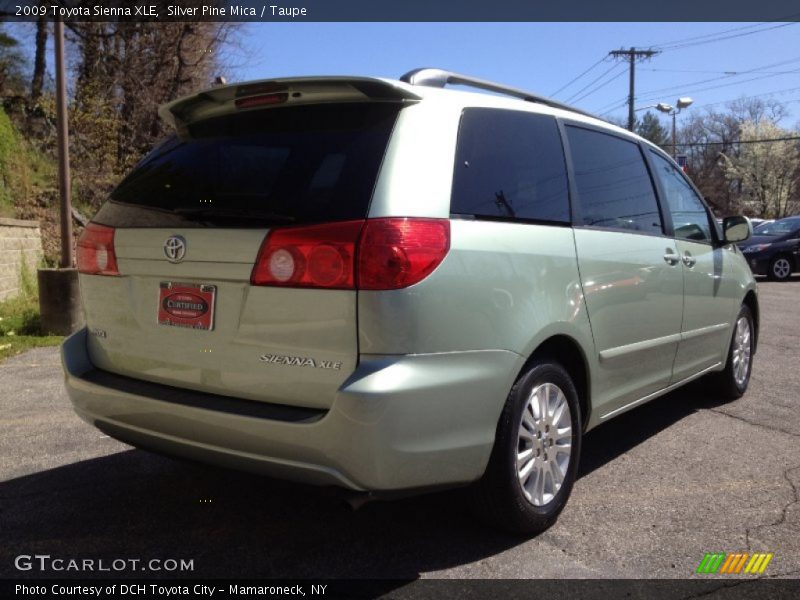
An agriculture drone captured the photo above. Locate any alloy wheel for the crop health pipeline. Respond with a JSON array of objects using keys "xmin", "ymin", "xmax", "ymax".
[
  {"xmin": 772, "ymin": 258, "xmax": 791, "ymax": 280},
  {"xmin": 732, "ymin": 316, "xmax": 752, "ymax": 387},
  {"xmin": 516, "ymin": 383, "xmax": 573, "ymax": 506}
]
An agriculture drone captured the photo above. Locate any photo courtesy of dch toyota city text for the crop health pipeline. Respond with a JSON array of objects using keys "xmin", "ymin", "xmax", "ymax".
[{"xmin": 0, "ymin": 1, "xmax": 798, "ymax": 598}]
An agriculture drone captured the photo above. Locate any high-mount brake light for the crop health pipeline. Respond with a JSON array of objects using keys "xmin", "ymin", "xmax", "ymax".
[
  {"xmin": 251, "ymin": 218, "xmax": 451, "ymax": 291},
  {"xmin": 77, "ymin": 223, "xmax": 120, "ymax": 276},
  {"xmin": 235, "ymin": 93, "xmax": 288, "ymax": 109}
]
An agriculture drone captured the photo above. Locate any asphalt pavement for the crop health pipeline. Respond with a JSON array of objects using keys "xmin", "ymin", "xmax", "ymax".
[{"xmin": 1, "ymin": 279, "xmax": 798, "ymax": 586}]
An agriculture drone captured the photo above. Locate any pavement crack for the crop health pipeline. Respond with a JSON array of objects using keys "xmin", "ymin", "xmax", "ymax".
[
  {"xmin": 745, "ymin": 464, "xmax": 800, "ymax": 552},
  {"xmin": 707, "ymin": 407, "xmax": 800, "ymax": 439}
]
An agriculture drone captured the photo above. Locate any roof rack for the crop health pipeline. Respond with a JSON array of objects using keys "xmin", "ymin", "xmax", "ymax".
[{"xmin": 400, "ymin": 68, "xmax": 600, "ymax": 120}]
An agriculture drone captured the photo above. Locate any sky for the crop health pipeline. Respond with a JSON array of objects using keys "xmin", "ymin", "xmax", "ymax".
[
  {"xmin": 229, "ymin": 22, "xmax": 800, "ymax": 128},
  {"xmin": 7, "ymin": 21, "xmax": 800, "ymax": 129}
]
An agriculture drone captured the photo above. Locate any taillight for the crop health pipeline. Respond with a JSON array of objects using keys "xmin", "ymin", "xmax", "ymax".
[
  {"xmin": 250, "ymin": 218, "xmax": 450, "ymax": 291},
  {"xmin": 251, "ymin": 221, "xmax": 363, "ymax": 289},
  {"xmin": 77, "ymin": 223, "xmax": 120, "ymax": 276},
  {"xmin": 358, "ymin": 218, "xmax": 450, "ymax": 290}
]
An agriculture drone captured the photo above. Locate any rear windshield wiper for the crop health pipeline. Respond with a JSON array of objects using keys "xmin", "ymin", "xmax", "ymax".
[{"xmin": 173, "ymin": 207, "xmax": 296, "ymax": 225}]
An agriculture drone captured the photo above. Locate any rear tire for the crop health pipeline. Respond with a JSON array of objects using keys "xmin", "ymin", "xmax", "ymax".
[
  {"xmin": 768, "ymin": 255, "xmax": 792, "ymax": 281},
  {"xmin": 474, "ymin": 359, "xmax": 582, "ymax": 534},
  {"xmin": 711, "ymin": 304, "xmax": 755, "ymax": 400}
]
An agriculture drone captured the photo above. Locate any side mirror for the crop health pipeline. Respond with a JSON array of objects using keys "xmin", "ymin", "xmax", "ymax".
[{"xmin": 723, "ymin": 215, "xmax": 752, "ymax": 244}]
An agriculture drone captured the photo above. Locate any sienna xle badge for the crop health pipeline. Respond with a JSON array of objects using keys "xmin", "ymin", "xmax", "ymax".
[{"xmin": 63, "ymin": 68, "xmax": 758, "ymax": 532}]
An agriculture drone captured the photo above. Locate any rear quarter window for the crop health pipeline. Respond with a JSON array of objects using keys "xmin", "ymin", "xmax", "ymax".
[{"xmin": 451, "ymin": 108, "xmax": 570, "ymax": 224}]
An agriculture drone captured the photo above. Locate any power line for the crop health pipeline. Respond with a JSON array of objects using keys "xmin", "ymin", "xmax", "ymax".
[
  {"xmin": 600, "ymin": 91, "xmax": 800, "ymax": 119},
  {"xmin": 599, "ymin": 102, "xmax": 629, "ymax": 117},
  {"xmin": 563, "ymin": 62, "xmax": 624, "ymax": 103},
  {"xmin": 635, "ymin": 55, "xmax": 800, "ymax": 100},
  {"xmin": 572, "ymin": 69, "xmax": 628, "ymax": 104},
  {"xmin": 597, "ymin": 84, "xmax": 800, "ymax": 117},
  {"xmin": 551, "ymin": 56, "xmax": 607, "ymax": 97},
  {"xmin": 645, "ymin": 21, "xmax": 786, "ymax": 48},
  {"xmin": 679, "ymin": 136, "xmax": 800, "ymax": 148},
  {"xmin": 641, "ymin": 68, "xmax": 800, "ymax": 76},
  {"xmin": 653, "ymin": 22, "xmax": 799, "ymax": 52},
  {"xmin": 690, "ymin": 87, "xmax": 800, "ymax": 110},
  {"xmin": 595, "ymin": 95, "xmax": 629, "ymax": 113},
  {"xmin": 637, "ymin": 67, "xmax": 800, "ymax": 104}
]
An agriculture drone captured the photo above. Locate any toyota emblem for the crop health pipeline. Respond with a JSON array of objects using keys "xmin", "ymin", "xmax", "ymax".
[{"xmin": 164, "ymin": 235, "xmax": 187, "ymax": 263}]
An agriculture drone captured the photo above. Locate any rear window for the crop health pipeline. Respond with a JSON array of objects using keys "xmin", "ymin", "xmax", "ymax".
[{"xmin": 93, "ymin": 103, "xmax": 400, "ymax": 228}]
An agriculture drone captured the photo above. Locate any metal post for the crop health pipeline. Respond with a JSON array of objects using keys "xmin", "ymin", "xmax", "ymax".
[
  {"xmin": 627, "ymin": 48, "xmax": 635, "ymax": 132},
  {"xmin": 54, "ymin": 19, "xmax": 73, "ymax": 268},
  {"xmin": 672, "ymin": 111, "xmax": 677, "ymax": 159}
]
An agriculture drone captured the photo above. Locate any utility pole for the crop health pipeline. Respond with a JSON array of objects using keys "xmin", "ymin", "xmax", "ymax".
[
  {"xmin": 54, "ymin": 19, "xmax": 73, "ymax": 268},
  {"xmin": 38, "ymin": 18, "xmax": 83, "ymax": 337},
  {"xmin": 608, "ymin": 47, "xmax": 659, "ymax": 132}
]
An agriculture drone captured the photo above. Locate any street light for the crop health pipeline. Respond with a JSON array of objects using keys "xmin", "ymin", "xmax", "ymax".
[{"xmin": 656, "ymin": 97, "xmax": 693, "ymax": 159}]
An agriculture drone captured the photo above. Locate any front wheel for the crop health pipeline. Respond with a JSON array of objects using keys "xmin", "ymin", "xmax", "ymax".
[
  {"xmin": 768, "ymin": 255, "xmax": 792, "ymax": 281},
  {"xmin": 474, "ymin": 359, "xmax": 582, "ymax": 534},
  {"xmin": 711, "ymin": 305, "xmax": 755, "ymax": 400}
]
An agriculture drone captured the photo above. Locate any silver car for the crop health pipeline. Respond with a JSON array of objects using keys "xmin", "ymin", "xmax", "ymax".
[{"xmin": 62, "ymin": 68, "xmax": 758, "ymax": 532}]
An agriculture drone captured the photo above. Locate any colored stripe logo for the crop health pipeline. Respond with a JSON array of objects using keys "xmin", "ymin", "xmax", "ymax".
[{"xmin": 696, "ymin": 552, "xmax": 773, "ymax": 574}]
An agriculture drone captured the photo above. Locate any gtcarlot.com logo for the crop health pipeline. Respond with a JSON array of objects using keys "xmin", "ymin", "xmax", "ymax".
[
  {"xmin": 696, "ymin": 552, "xmax": 774, "ymax": 575},
  {"xmin": 14, "ymin": 554, "xmax": 194, "ymax": 573}
]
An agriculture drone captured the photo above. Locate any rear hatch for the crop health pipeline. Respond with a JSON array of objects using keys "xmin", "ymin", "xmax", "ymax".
[{"xmin": 80, "ymin": 96, "xmax": 403, "ymax": 410}]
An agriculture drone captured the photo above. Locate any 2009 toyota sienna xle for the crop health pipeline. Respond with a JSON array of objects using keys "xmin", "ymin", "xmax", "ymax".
[{"xmin": 62, "ymin": 68, "xmax": 758, "ymax": 533}]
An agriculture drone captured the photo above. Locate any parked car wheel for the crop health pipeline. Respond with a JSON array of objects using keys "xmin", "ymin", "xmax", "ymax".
[
  {"xmin": 768, "ymin": 255, "xmax": 793, "ymax": 281},
  {"xmin": 474, "ymin": 359, "xmax": 582, "ymax": 533},
  {"xmin": 711, "ymin": 305, "xmax": 755, "ymax": 400}
]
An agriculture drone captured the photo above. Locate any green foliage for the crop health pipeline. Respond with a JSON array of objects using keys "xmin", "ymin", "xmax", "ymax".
[
  {"xmin": 0, "ymin": 106, "xmax": 57, "ymax": 217},
  {"xmin": 635, "ymin": 112, "xmax": 669, "ymax": 147},
  {"xmin": 0, "ymin": 26, "xmax": 27, "ymax": 94},
  {"xmin": 0, "ymin": 107, "xmax": 21, "ymax": 214},
  {"xmin": 0, "ymin": 258, "xmax": 62, "ymax": 361},
  {"xmin": 0, "ymin": 257, "xmax": 41, "ymax": 336},
  {"xmin": 0, "ymin": 107, "xmax": 34, "ymax": 216}
]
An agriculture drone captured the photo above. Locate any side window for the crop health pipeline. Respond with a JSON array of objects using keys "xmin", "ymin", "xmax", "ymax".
[
  {"xmin": 649, "ymin": 151, "xmax": 713, "ymax": 242},
  {"xmin": 565, "ymin": 126, "xmax": 662, "ymax": 235},
  {"xmin": 451, "ymin": 108, "xmax": 570, "ymax": 223}
]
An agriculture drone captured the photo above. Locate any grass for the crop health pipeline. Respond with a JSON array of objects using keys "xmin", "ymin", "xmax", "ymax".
[
  {"xmin": 0, "ymin": 105, "xmax": 57, "ymax": 219},
  {"xmin": 0, "ymin": 261, "xmax": 62, "ymax": 362}
]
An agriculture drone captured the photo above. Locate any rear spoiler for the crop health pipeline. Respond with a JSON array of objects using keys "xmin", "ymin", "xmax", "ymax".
[{"xmin": 158, "ymin": 76, "xmax": 422, "ymax": 131}]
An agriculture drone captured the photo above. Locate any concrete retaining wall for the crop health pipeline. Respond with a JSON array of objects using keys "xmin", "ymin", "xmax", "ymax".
[{"xmin": 0, "ymin": 218, "xmax": 44, "ymax": 302}]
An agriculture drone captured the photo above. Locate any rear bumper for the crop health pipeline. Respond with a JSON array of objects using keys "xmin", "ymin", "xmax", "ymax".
[{"xmin": 62, "ymin": 328, "xmax": 522, "ymax": 491}]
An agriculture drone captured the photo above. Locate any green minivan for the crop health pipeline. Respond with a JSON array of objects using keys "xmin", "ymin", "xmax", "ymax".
[{"xmin": 62, "ymin": 68, "xmax": 758, "ymax": 532}]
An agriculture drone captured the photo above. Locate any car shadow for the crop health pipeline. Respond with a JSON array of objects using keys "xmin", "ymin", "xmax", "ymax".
[
  {"xmin": 754, "ymin": 274, "xmax": 800, "ymax": 282},
  {"xmin": 580, "ymin": 378, "xmax": 728, "ymax": 477},
  {"xmin": 0, "ymin": 380, "xmax": 722, "ymax": 581}
]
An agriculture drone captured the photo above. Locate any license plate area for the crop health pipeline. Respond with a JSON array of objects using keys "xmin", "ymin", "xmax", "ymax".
[{"xmin": 158, "ymin": 282, "xmax": 216, "ymax": 330}]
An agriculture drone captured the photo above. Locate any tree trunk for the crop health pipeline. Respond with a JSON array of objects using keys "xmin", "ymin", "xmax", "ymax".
[{"xmin": 30, "ymin": 15, "xmax": 47, "ymax": 102}]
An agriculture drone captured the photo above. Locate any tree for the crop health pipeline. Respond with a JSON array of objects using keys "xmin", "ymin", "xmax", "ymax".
[
  {"xmin": 0, "ymin": 27, "xmax": 26, "ymax": 95},
  {"xmin": 720, "ymin": 120, "xmax": 800, "ymax": 219},
  {"xmin": 635, "ymin": 111, "xmax": 669, "ymax": 147},
  {"xmin": 676, "ymin": 98, "xmax": 792, "ymax": 217},
  {"xmin": 68, "ymin": 21, "xmax": 237, "ymax": 208},
  {"xmin": 30, "ymin": 15, "xmax": 47, "ymax": 103}
]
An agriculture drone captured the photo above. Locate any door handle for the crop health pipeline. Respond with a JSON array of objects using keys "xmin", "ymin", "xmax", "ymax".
[
  {"xmin": 682, "ymin": 252, "xmax": 696, "ymax": 268},
  {"xmin": 663, "ymin": 250, "xmax": 679, "ymax": 266}
]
